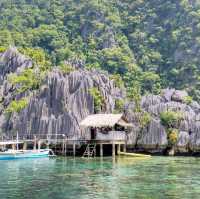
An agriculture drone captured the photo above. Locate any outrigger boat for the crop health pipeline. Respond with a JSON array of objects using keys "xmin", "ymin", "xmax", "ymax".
[
  {"xmin": 0, "ymin": 148, "xmax": 51, "ymax": 160},
  {"xmin": 0, "ymin": 134, "xmax": 55, "ymax": 160}
]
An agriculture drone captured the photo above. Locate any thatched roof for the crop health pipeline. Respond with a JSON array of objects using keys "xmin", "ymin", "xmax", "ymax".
[{"xmin": 80, "ymin": 114, "xmax": 133, "ymax": 128}]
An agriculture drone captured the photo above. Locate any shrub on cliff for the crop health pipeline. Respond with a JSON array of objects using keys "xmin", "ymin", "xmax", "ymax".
[
  {"xmin": 183, "ymin": 96, "xmax": 193, "ymax": 105},
  {"xmin": 139, "ymin": 112, "xmax": 152, "ymax": 128},
  {"xmin": 0, "ymin": 46, "xmax": 6, "ymax": 53},
  {"xmin": 114, "ymin": 99, "xmax": 125, "ymax": 113},
  {"xmin": 58, "ymin": 63, "xmax": 75, "ymax": 74},
  {"xmin": 19, "ymin": 48, "xmax": 51, "ymax": 71},
  {"xmin": 6, "ymin": 98, "xmax": 28, "ymax": 113},
  {"xmin": 89, "ymin": 87, "xmax": 104, "ymax": 113},
  {"xmin": 160, "ymin": 111, "xmax": 183, "ymax": 149},
  {"xmin": 160, "ymin": 110, "xmax": 183, "ymax": 128},
  {"xmin": 8, "ymin": 69, "xmax": 42, "ymax": 93},
  {"xmin": 167, "ymin": 128, "xmax": 179, "ymax": 146},
  {"xmin": 110, "ymin": 74, "xmax": 124, "ymax": 89}
]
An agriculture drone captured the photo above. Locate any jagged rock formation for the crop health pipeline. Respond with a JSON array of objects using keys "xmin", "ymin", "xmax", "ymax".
[
  {"xmin": 1, "ymin": 48, "xmax": 200, "ymax": 154},
  {"xmin": 0, "ymin": 48, "xmax": 120, "ymax": 139},
  {"xmin": 126, "ymin": 88, "xmax": 200, "ymax": 153}
]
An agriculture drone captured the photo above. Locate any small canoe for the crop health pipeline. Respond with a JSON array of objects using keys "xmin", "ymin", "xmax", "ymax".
[
  {"xmin": 0, "ymin": 149, "xmax": 51, "ymax": 160},
  {"xmin": 118, "ymin": 151, "xmax": 151, "ymax": 158}
]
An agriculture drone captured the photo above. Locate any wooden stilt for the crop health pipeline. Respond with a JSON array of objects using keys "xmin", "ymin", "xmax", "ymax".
[
  {"xmin": 100, "ymin": 144, "xmax": 103, "ymax": 157},
  {"xmin": 117, "ymin": 144, "xmax": 121, "ymax": 154},
  {"xmin": 38, "ymin": 140, "xmax": 41, "ymax": 150},
  {"xmin": 123, "ymin": 143, "xmax": 126, "ymax": 152},
  {"xmin": 23, "ymin": 142, "xmax": 27, "ymax": 150},
  {"xmin": 12, "ymin": 144, "xmax": 16, "ymax": 150},
  {"xmin": 65, "ymin": 140, "xmax": 67, "ymax": 155},
  {"xmin": 112, "ymin": 143, "xmax": 115, "ymax": 157},
  {"xmin": 62, "ymin": 139, "xmax": 65, "ymax": 155},
  {"xmin": 33, "ymin": 135, "xmax": 37, "ymax": 150},
  {"xmin": 73, "ymin": 142, "xmax": 76, "ymax": 156}
]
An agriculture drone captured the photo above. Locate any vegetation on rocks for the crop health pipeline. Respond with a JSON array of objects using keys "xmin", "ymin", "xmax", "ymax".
[
  {"xmin": 183, "ymin": 96, "xmax": 193, "ymax": 105},
  {"xmin": 8, "ymin": 69, "xmax": 42, "ymax": 94},
  {"xmin": 167, "ymin": 128, "xmax": 179, "ymax": 146},
  {"xmin": 1, "ymin": 0, "xmax": 200, "ymax": 101},
  {"xmin": 160, "ymin": 110, "xmax": 184, "ymax": 129},
  {"xmin": 1, "ymin": 1, "xmax": 200, "ymax": 154},
  {"xmin": 6, "ymin": 98, "xmax": 28, "ymax": 113},
  {"xmin": 89, "ymin": 87, "xmax": 104, "ymax": 113},
  {"xmin": 139, "ymin": 112, "xmax": 152, "ymax": 129},
  {"xmin": 58, "ymin": 63, "xmax": 75, "ymax": 74},
  {"xmin": 160, "ymin": 110, "xmax": 183, "ymax": 148},
  {"xmin": 114, "ymin": 99, "xmax": 125, "ymax": 113}
]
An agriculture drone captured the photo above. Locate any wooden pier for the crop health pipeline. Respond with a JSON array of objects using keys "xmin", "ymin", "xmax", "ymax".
[
  {"xmin": 0, "ymin": 134, "xmax": 126, "ymax": 157},
  {"xmin": 0, "ymin": 114, "xmax": 133, "ymax": 157}
]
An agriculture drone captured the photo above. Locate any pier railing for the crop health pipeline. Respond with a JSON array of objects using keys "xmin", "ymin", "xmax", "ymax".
[
  {"xmin": 96, "ymin": 131, "xmax": 126, "ymax": 141},
  {"xmin": 0, "ymin": 132, "xmax": 126, "ymax": 144}
]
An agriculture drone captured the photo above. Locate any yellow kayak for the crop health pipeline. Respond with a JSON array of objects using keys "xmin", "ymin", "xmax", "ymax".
[{"xmin": 118, "ymin": 151, "xmax": 151, "ymax": 158}]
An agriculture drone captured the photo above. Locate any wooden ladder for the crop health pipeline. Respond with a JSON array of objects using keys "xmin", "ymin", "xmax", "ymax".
[{"xmin": 82, "ymin": 143, "xmax": 96, "ymax": 158}]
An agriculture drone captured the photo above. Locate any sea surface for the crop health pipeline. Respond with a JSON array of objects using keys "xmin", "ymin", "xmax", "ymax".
[{"xmin": 0, "ymin": 156, "xmax": 200, "ymax": 199}]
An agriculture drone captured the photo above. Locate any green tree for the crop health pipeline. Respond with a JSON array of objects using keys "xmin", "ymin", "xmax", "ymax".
[
  {"xmin": 6, "ymin": 98, "xmax": 28, "ymax": 113},
  {"xmin": 89, "ymin": 87, "xmax": 104, "ymax": 113}
]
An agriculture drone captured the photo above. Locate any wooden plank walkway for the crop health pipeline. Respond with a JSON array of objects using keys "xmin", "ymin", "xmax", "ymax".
[{"xmin": 0, "ymin": 134, "xmax": 126, "ymax": 157}]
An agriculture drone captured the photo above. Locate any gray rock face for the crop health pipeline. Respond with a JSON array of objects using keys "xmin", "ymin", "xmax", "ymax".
[
  {"xmin": 161, "ymin": 88, "xmax": 175, "ymax": 102},
  {"xmin": 171, "ymin": 90, "xmax": 188, "ymax": 102},
  {"xmin": 177, "ymin": 131, "xmax": 189, "ymax": 149},
  {"xmin": 126, "ymin": 90, "xmax": 200, "ymax": 153},
  {"xmin": 0, "ymin": 47, "xmax": 32, "ymax": 83},
  {"xmin": 0, "ymin": 48, "xmax": 118, "ymax": 139},
  {"xmin": 1, "ymin": 48, "xmax": 200, "ymax": 154},
  {"xmin": 137, "ymin": 119, "xmax": 168, "ymax": 149}
]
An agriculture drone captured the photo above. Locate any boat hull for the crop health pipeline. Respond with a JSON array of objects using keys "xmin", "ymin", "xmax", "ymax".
[{"xmin": 0, "ymin": 150, "xmax": 50, "ymax": 160}]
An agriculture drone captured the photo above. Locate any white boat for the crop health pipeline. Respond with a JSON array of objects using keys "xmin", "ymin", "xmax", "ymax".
[
  {"xmin": 0, "ymin": 149, "xmax": 51, "ymax": 160},
  {"xmin": 0, "ymin": 133, "xmax": 55, "ymax": 160}
]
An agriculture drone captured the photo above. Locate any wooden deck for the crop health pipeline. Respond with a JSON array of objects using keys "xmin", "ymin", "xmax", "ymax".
[{"xmin": 0, "ymin": 134, "xmax": 126, "ymax": 157}]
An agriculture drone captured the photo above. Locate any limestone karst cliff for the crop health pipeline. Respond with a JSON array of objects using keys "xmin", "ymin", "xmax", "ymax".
[
  {"xmin": 0, "ymin": 48, "xmax": 120, "ymax": 139},
  {"xmin": 126, "ymin": 89, "xmax": 200, "ymax": 153},
  {"xmin": 1, "ymin": 48, "xmax": 200, "ymax": 154}
]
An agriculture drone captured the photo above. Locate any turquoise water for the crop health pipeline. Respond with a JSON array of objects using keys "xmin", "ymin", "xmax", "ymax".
[{"xmin": 0, "ymin": 156, "xmax": 200, "ymax": 199}]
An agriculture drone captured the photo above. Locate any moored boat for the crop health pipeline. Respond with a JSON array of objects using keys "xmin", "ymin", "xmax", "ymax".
[{"xmin": 0, "ymin": 149, "xmax": 52, "ymax": 160}]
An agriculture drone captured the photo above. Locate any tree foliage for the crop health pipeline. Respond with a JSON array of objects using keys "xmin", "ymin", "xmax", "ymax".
[
  {"xmin": 160, "ymin": 110, "xmax": 184, "ymax": 129},
  {"xmin": 160, "ymin": 110, "xmax": 183, "ymax": 147},
  {"xmin": 8, "ymin": 69, "xmax": 42, "ymax": 93},
  {"xmin": 89, "ymin": 87, "xmax": 104, "ymax": 113},
  {"xmin": 6, "ymin": 98, "xmax": 28, "ymax": 113},
  {"xmin": 167, "ymin": 128, "xmax": 179, "ymax": 146},
  {"xmin": 58, "ymin": 63, "xmax": 75, "ymax": 74},
  {"xmin": 0, "ymin": 0, "xmax": 200, "ymax": 100}
]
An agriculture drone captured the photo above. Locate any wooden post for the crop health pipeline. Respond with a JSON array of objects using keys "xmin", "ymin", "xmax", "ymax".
[
  {"xmin": 33, "ymin": 135, "xmax": 37, "ymax": 150},
  {"xmin": 100, "ymin": 143, "xmax": 103, "ymax": 157},
  {"xmin": 12, "ymin": 144, "xmax": 16, "ymax": 150},
  {"xmin": 117, "ymin": 144, "xmax": 121, "ymax": 154},
  {"xmin": 112, "ymin": 143, "xmax": 115, "ymax": 157},
  {"xmin": 65, "ymin": 140, "xmax": 67, "ymax": 155},
  {"xmin": 62, "ymin": 139, "xmax": 65, "ymax": 155},
  {"xmin": 46, "ymin": 134, "xmax": 50, "ymax": 149},
  {"xmin": 73, "ymin": 142, "xmax": 76, "ymax": 156},
  {"xmin": 123, "ymin": 143, "xmax": 126, "ymax": 152},
  {"xmin": 38, "ymin": 140, "xmax": 41, "ymax": 150},
  {"xmin": 23, "ymin": 142, "xmax": 27, "ymax": 150}
]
